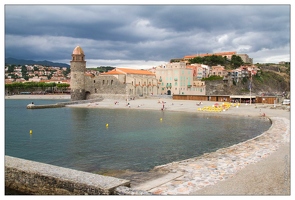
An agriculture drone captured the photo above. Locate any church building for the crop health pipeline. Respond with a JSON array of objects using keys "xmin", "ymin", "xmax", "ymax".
[{"xmin": 70, "ymin": 46, "xmax": 159, "ymax": 100}]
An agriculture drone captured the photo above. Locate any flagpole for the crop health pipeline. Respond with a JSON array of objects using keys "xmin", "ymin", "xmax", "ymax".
[{"xmin": 250, "ymin": 73, "xmax": 252, "ymax": 105}]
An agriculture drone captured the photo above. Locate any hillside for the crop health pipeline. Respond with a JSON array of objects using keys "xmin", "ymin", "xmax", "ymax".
[
  {"xmin": 205, "ymin": 70, "xmax": 290, "ymax": 97},
  {"xmin": 5, "ymin": 57, "xmax": 70, "ymax": 68}
]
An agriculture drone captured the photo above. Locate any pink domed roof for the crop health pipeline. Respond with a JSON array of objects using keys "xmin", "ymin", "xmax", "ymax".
[{"xmin": 72, "ymin": 46, "xmax": 84, "ymax": 55}]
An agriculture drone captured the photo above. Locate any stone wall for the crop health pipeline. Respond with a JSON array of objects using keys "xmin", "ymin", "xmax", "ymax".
[
  {"xmin": 85, "ymin": 75, "xmax": 126, "ymax": 97},
  {"xmin": 5, "ymin": 156, "xmax": 131, "ymax": 195}
]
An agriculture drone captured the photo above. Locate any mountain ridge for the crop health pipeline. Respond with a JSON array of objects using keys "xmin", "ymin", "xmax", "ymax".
[{"xmin": 5, "ymin": 57, "xmax": 70, "ymax": 68}]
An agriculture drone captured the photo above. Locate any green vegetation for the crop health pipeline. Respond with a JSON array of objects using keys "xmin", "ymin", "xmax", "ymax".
[
  {"xmin": 201, "ymin": 75, "xmax": 223, "ymax": 81},
  {"xmin": 63, "ymin": 67, "xmax": 71, "ymax": 77},
  {"xmin": 92, "ymin": 66, "xmax": 115, "ymax": 72},
  {"xmin": 230, "ymin": 55, "xmax": 244, "ymax": 69},
  {"xmin": 7, "ymin": 65, "xmax": 15, "ymax": 73},
  {"xmin": 189, "ymin": 55, "xmax": 244, "ymax": 69},
  {"xmin": 5, "ymin": 82, "xmax": 70, "ymax": 94}
]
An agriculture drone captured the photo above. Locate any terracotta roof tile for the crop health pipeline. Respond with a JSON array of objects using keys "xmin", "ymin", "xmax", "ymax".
[
  {"xmin": 102, "ymin": 68, "xmax": 155, "ymax": 76},
  {"xmin": 100, "ymin": 69, "xmax": 125, "ymax": 75}
]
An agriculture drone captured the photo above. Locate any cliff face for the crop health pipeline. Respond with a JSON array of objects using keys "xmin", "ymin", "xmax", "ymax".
[{"xmin": 205, "ymin": 71, "xmax": 290, "ymax": 96}]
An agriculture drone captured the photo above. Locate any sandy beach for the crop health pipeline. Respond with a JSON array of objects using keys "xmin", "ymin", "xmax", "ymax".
[{"xmin": 5, "ymin": 95, "xmax": 291, "ymax": 195}]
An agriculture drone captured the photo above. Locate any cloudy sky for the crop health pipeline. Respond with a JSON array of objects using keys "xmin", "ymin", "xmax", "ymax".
[{"xmin": 4, "ymin": 3, "xmax": 291, "ymax": 69}]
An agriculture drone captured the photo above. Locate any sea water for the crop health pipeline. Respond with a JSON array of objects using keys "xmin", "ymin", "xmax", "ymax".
[{"xmin": 5, "ymin": 99, "xmax": 271, "ymax": 173}]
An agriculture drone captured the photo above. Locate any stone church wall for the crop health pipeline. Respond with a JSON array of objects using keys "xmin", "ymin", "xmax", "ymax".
[{"xmin": 85, "ymin": 75, "xmax": 126, "ymax": 98}]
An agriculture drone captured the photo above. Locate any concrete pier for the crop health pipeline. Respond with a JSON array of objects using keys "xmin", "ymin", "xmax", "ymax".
[
  {"xmin": 26, "ymin": 98, "xmax": 104, "ymax": 109},
  {"xmin": 27, "ymin": 103, "xmax": 65, "ymax": 109}
]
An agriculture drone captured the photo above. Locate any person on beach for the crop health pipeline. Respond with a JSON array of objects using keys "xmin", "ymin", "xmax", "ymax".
[{"xmin": 196, "ymin": 101, "xmax": 202, "ymax": 106}]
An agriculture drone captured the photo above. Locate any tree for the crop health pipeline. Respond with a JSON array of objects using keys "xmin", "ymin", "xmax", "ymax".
[
  {"xmin": 63, "ymin": 68, "xmax": 71, "ymax": 77},
  {"xmin": 7, "ymin": 65, "xmax": 15, "ymax": 73},
  {"xmin": 21, "ymin": 66, "xmax": 27, "ymax": 78},
  {"xmin": 56, "ymin": 83, "xmax": 70, "ymax": 93},
  {"xmin": 47, "ymin": 73, "xmax": 53, "ymax": 80},
  {"xmin": 230, "ymin": 55, "xmax": 244, "ymax": 68},
  {"xmin": 189, "ymin": 57, "xmax": 204, "ymax": 64},
  {"xmin": 189, "ymin": 55, "xmax": 229, "ymax": 66}
]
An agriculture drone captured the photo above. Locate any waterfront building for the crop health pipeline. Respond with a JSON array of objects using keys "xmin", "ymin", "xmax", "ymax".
[
  {"xmin": 100, "ymin": 68, "xmax": 158, "ymax": 97},
  {"xmin": 155, "ymin": 62, "xmax": 206, "ymax": 95},
  {"xmin": 70, "ymin": 46, "xmax": 158, "ymax": 100}
]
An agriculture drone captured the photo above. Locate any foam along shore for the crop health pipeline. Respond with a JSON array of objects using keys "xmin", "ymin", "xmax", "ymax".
[{"xmin": 67, "ymin": 98, "xmax": 291, "ymax": 195}]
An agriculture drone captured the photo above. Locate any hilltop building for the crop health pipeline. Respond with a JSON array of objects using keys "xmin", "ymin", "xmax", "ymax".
[
  {"xmin": 184, "ymin": 51, "xmax": 237, "ymax": 61},
  {"xmin": 237, "ymin": 54, "xmax": 253, "ymax": 64},
  {"xmin": 70, "ymin": 46, "xmax": 158, "ymax": 100},
  {"xmin": 183, "ymin": 51, "xmax": 253, "ymax": 64}
]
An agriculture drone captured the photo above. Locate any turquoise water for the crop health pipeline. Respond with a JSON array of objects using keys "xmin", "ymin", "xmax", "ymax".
[{"xmin": 5, "ymin": 99, "xmax": 271, "ymax": 173}]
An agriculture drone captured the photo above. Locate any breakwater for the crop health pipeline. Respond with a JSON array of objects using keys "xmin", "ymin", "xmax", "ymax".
[
  {"xmin": 5, "ymin": 156, "xmax": 152, "ymax": 195},
  {"xmin": 26, "ymin": 98, "xmax": 104, "ymax": 109}
]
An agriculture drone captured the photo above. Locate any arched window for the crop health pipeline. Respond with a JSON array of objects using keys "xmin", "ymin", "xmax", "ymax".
[{"xmin": 111, "ymin": 80, "xmax": 113, "ymax": 85}]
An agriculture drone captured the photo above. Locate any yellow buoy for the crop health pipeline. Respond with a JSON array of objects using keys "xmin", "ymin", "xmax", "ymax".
[
  {"xmin": 106, "ymin": 123, "xmax": 109, "ymax": 127},
  {"xmin": 30, "ymin": 130, "xmax": 32, "ymax": 134},
  {"xmin": 160, "ymin": 118, "xmax": 162, "ymax": 121}
]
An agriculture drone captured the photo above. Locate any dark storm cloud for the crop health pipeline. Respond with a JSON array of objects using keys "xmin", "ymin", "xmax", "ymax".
[{"xmin": 5, "ymin": 4, "xmax": 290, "ymax": 66}]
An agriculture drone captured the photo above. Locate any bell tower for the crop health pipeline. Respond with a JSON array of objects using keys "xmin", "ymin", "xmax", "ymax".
[{"xmin": 70, "ymin": 46, "xmax": 86, "ymax": 100}]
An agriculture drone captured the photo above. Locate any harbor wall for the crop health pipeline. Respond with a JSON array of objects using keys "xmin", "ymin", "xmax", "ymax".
[{"xmin": 5, "ymin": 156, "xmax": 131, "ymax": 195}]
